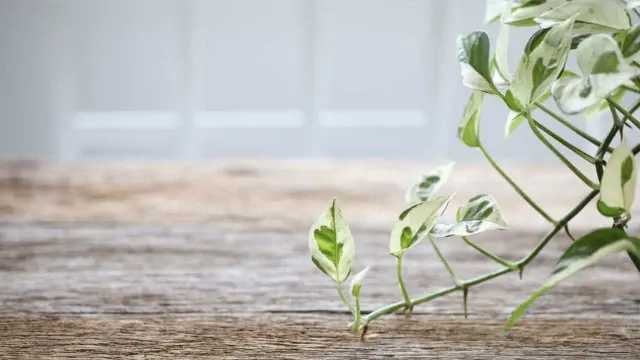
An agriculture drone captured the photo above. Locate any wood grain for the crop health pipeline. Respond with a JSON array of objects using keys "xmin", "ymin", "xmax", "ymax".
[{"xmin": 0, "ymin": 161, "xmax": 639, "ymax": 358}]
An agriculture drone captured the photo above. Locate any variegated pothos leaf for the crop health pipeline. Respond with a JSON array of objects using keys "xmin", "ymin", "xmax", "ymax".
[
  {"xmin": 457, "ymin": 31, "xmax": 496, "ymax": 93},
  {"xmin": 503, "ymin": 0, "xmax": 570, "ymax": 26},
  {"xmin": 458, "ymin": 91, "xmax": 485, "ymax": 148},
  {"xmin": 308, "ymin": 198, "xmax": 355, "ymax": 283},
  {"xmin": 552, "ymin": 34, "xmax": 640, "ymax": 114},
  {"xmin": 534, "ymin": 0, "xmax": 630, "ymax": 35},
  {"xmin": 389, "ymin": 195, "xmax": 453, "ymax": 258},
  {"xmin": 597, "ymin": 140, "xmax": 637, "ymax": 217},
  {"xmin": 506, "ymin": 228, "xmax": 640, "ymax": 331},
  {"xmin": 406, "ymin": 162, "xmax": 455, "ymax": 204},
  {"xmin": 350, "ymin": 266, "xmax": 370, "ymax": 298},
  {"xmin": 430, "ymin": 194, "xmax": 507, "ymax": 238},
  {"xmin": 508, "ymin": 15, "xmax": 577, "ymax": 121}
]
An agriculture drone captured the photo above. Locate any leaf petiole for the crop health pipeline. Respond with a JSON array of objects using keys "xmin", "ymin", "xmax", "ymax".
[
  {"xmin": 336, "ymin": 282, "xmax": 356, "ymax": 316},
  {"xmin": 479, "ymin": 143, "xmax": 557, "ymax": 225},
  {"xmin": 536, "ymin": 103, "xmax": 611, "ymax": 152},
  {"xmin": 526, "ymin": 114, "xmax": 599, "ymax": 190},
  {"xmin": 462, "ymin": 236, "xmax": 517, "ymax": 270},
  {"xmin": 396, "ymin": 255, "xmax": 412, "ymax": 316},
  {"xmin": 429, "ymin": 236, "xmax": 461, "ymax": 285}
]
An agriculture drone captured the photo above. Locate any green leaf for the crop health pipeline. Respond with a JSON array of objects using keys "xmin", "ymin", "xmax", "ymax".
[
  {"xmin": 458, "ymin": 91, "xmax": 485, "ymax": 148},
  {"xmin": 406, "ymin": 162, "xmax": 455, "ymax": 204},
  {"xmin": 389, "ymin": 195, "xmax": 453, "ymax": 258},
  {"xmin": 430, "ymin": 194, "xmax": 507, "ymax": 238},
  {"xmin": 597, "ymin": 139, "xmax": 637, "ymax": 217},
  {"xmin": 551, "ymin": 34, "xmax": 640, "ymax": 114},
  {"xmin": 308, "ymin": 198, "xmax": 355, "ymax": 283},
  {"xmin": 350, "ymin": 266, "xmax": 370, "ymax": 298},
  {"xmin": 457, "ymin": 31, "xmax": 496, "ymax": 93},
  {"xmin": 509, "ymin": 15, "xmax": 577, "ymax": 111},
  {"xmin": 504, "ymin": 0, "xmax": 570, "ymax": 26},
  {"xmin": 619, "ymin": 24, "xmax": 640, "ymax": 59},
  {"xmin": 534, "ymin": 0, "xmax": 631, "ymax": 34},
  {"xmin": 505, "ymin": 228, "xmax": 640, "ymax": 331}
]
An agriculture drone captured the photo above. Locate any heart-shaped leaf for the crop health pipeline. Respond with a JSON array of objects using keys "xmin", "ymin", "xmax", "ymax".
[
  {"xmin": 504, "ymin": 0, "xmax": 570, "ymax": 26},
  {"xmin": 534, "ymin": 0, "xmax": 630, "ymax": 34},
  {"xmin": 389, "ymin": 195, "xmax": 453, "ymax": 258},
  {"xmin": 597, "ymin": 139, "xmax": 637, "ymax": 217},
  {"xmin": 505, "ymin": 228, "xmax": 640, "ymax": 331},
  {"xmin": 458, "ymin": 91, "xmax": 485, "ymax": 148},
  {"xmin": 308, "ymin": 198, "xmax": 355, "ymax": 283},
  {"xmin": 457, "ymin": 31, "xmax": 496, "ymax": 93},
  {"xmin": 552, "ymin": 34, "xmax": 640, "ymax": 114},
  {"xmin": 509, "ymin": 15, "xmax": 577, "ymax": 116},
  {"xmin": 430, "ymin": 194, "xmax": 507, "ymax": 238},
  {"xmin": 350, "ymin": 266, "xmax": 370, "ymax": 298},
  {"xmin": 406, "ymin": 162, "xmax": 455, "ymax": 204}
]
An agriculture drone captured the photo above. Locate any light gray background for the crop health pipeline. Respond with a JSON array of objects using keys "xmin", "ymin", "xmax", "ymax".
[{"xmin": 0, "ymin": 0, "xmax": 618, "ymax": 163}]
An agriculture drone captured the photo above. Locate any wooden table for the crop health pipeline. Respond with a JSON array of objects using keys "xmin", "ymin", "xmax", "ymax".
[{"xmin": 0, "ymin": 160, "xmax": 638, "ymax": 359}]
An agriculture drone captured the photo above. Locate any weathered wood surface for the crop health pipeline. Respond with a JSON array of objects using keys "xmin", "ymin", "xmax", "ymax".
[{"xmin": 0, "ymin": 161, "xmax": 639, "ymax": 359}]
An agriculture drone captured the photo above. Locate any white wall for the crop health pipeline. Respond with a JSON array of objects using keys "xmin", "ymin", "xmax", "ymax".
[{"xmin": 0, "ymin": 0, "xmax": 606, "ymax": 163}]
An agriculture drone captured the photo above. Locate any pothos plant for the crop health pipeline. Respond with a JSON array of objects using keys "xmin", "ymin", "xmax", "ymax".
[{"xmin": 307, "ymin": 0, "xmax": 640, "ymax": 339}]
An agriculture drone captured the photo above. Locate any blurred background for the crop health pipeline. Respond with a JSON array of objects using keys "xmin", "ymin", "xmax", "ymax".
[{"xmin": 0, "ymin": 0, "xmax": 615, "ymax": 164}]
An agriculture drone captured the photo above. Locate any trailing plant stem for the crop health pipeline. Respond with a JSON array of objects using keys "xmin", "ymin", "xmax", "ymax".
[
  {"xmin": 358, "ymin": 189, "xmax": 599, "ymax": 330},
  {"xmin": 479, "ymin": 143, "xmax": 557, "ymax": 225},
  {"xmin": 396, "ymin": 255, "xmax": 412, "ymax": 311}
]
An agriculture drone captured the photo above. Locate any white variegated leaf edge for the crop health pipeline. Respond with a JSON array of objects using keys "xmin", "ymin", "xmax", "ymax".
[
  {"xmin": 430, "ymin": 194, "xmax": 507, "ymax": 238},
  {"xmin": 405, "ymin": 162, "xmax": 456, "ymax": 204},
  {"xmin": 308, "ymin": 198, "xmax": 355, "ymax": 283},
  {"xmin": 598, "ymin": 139, "xmax": 637, "ymax": 216},
  {"xmin": 350, "ymin": 266, "xmax": 371, "ymax": 298},
  {"xmin": 506, "ymin": 231, "xmax": 640, "ymax": 331},
  {"xmin": 628, "ymin": 0, "xmax": 640, "ymax": 9},
  {"xmin": 389, "ymin": 194, "xmax": 454, "ymax": 258}
]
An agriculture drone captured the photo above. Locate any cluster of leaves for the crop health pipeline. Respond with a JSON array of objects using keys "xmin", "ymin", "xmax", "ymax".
[{"xmin": 307, "ymin": 0, "xmax": 640, "ymax": 337}]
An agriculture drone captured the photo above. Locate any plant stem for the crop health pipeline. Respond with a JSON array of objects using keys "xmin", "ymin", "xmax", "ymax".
[
  {"xmin": 479, "ymin": 143, "xmax": 557, "ymax": 225},
  {"xmin": 337, "ymin": 282, "xmax": 355, "ymax": 315},
  {"xmin": 358, "ymin": 189, "xmax": 599, "ymax": 330},
  {"xmin": 536, "ymin": 103, "xmax": 610, "ymax": 152},
  {"xmin": 533, "ymin": 119, "xmax": 598, "ymax": 164},
  {"xmin": 517, "ymin": 189, "xmax": 599, "ymax": 268},
  {"xmin": 396, "ymin": 255, "xmax": 412, "ymax": 310},
  {"xmin": 526, "ymin": 115, "xmax": 599, "ymax": 190},
  {"xmin": 429, "ymin": 236, "xmax": 460, "ymax": 285},
  {"xmin": 462, "ymin": 236, "xmax": 517, "ymax": 270},
  {"xmin": 351, "ymin": 296, "xmax": 361, "ymax": 332},
  {"xmin": 608, "ymin": 98, "xmax": 640, "ymax": 129}
]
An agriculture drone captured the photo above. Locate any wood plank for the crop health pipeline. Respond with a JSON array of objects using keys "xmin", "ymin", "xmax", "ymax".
[
  {"xmin": 1, "ymin": 315, "xmax": 639, "ymax": 359},
  {"xmin": 1, "ymin": 160, "xmax": 637, "ymax": 232},
  {"xmin": 0, "ymin": 161, "xmax": 639, "ymax": 358}
]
